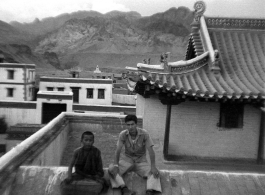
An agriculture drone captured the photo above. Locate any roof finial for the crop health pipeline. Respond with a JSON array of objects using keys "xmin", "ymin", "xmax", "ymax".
[{"xmin": 194, "ymin": 1, "xmax": 206, "ymax": 22}]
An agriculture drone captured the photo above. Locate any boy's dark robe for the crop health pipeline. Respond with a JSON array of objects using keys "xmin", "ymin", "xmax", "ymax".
[
  {"xmin": 74, "ymin": 146, "xmax": 104, "ymax": 178},
  {"xmin": 63, "ymin": 146, "xmax": 108, "ymax": 192}
]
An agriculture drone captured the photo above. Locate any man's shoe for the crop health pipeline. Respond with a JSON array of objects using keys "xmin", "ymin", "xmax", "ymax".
[
  {"xmin": 121, "ymin": 187, "xmax": 136, "ymax": 195},
  {"xmin": 146, "ymin": 190, "xmax": 154, "ymax": 195}
]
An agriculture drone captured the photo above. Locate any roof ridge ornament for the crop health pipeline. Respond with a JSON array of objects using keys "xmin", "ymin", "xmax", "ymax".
[
  {"xmin": 160, "ymin": 52, "xmax": 170, "ymax": 71},
  {"xmin": 191, "ymin": 1, "xmax": 206, "ymax": 32},
  {"xmin": 194, "ymin": 1, "xmax": 206, "ymax": 22},
  {"xmin": 211, "ymin": 50, "xmax": 221, "ymax": 74}
]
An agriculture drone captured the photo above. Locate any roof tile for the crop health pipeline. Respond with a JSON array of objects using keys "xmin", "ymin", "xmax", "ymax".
[{"xmin": 126, "ymin": 15, "xmax": 265, "ymax": 100}]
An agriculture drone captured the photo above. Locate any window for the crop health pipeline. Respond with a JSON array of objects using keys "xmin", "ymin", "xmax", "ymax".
[
  {"xmin": 58, "ymin": 87, "xmax": 64, "ymax": 91},
  {"xmin": 219, "ymin": 103, "xmax": 244, "ymax": 128},
  {"xmin": 7, "ymin": 88, "xmax": 14, "ymax": 97},
  {"xmin": 28, "ymin": 70, "xmax": 34, "ymax": 81},
  {"xmin": 47, "ymin": 87, "xmax": 54, "ymax": 91},
  {"xmin": 87, "ymin": 88, "xmax": 93, "ymax": 99},
  {"xmin": 7, "ymin": 70, "xmax": 14, "ymax": 80},
  {"xmin": 31, "ymin": 71, "xmax": 35, "ymax": 80},
  {"xmin": 98, "ymin": 89, "xmax": 105, "ymax": 99}
]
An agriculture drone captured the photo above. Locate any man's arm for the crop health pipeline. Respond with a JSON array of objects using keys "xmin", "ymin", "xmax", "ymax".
[{"xmin": 147, "ymin": 143, "xmax": 160, "ymax": 178}]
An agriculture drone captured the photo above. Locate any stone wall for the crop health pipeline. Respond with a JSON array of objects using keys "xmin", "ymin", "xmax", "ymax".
[{"xmin": 9, "ymin": 166, "xmax": 265, "ymax": 195}]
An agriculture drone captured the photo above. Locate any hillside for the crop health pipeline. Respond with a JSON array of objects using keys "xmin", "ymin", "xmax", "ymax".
[
  {"xmin": 0, "ymin": 20, "xmax": 31, "ymax": 44},
  {"xmin": 0, "ymin": 44, "xmax": 55, "ymax": 71},
  {"xmin": 0, "ymin": 7, "xmax": 194, "ymax": 71}
]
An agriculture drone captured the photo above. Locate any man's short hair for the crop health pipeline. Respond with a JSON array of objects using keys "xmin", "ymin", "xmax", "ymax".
[
  {"xmin": 81, "ymin": 131, "xmax": 94, "ymax": 140},
  {"xmin": 125, "ymin": 115, "xmax": 137, "ymax": 124}
]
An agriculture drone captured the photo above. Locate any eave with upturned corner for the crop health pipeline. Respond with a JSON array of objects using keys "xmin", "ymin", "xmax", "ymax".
[{"xmin": 125, "ymin": 4, "xmax": 265, "ymax": 107}]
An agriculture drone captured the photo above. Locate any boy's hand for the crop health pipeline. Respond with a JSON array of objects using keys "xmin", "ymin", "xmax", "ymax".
[
  {"xmin": 65, "ymin": 176, "xmax": 72, "ymax": 184},
  {"xmin": 150, "ymin": 166, "xmax": 160, "ymax": 178},
  {"xmin": 94, "ymin": 175, "xmax": 103, "ymax": 183}
]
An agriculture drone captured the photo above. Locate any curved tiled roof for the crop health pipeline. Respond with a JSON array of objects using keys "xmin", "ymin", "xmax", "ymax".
[{"xmin": 126, "ymin": 16, "xmax": 265, "ymax": 101}]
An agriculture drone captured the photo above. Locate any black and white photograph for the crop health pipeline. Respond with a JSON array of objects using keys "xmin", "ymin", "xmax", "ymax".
[{"xmin": 0, "ymin": 0, "xmax": 264, "ymax": 194}]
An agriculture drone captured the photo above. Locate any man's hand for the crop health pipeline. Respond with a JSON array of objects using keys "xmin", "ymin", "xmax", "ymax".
[
  {"xmin": 150, "ymin": 166, "xmax": 160, "ymax": 178},
  {"xmin": 109, "ymin": 165, "xmax": 119, "ymax": 178}
]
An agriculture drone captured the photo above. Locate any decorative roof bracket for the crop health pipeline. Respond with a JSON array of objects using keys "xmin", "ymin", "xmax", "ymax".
[{"xmin": 126, "ymin": 52, "xmax": 210, "ymax": 75}]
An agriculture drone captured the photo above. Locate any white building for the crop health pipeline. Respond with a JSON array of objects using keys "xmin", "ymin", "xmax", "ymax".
[
  {"xmin": 0, "ymin": 63, "xmax": 35, "ymax": 101},
  {"xmin": 39, "ymin": 77, "xmax": 113, "ymax": 105}
]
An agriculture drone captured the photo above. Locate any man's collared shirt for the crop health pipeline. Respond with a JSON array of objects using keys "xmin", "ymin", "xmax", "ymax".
[{"xmin": 117, "ymin": 127, "xmax": 154, "ymax": 163}]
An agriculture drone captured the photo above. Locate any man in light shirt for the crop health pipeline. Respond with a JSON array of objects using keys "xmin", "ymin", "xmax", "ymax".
[{"xmin": 108, "ymin": 115, "xmax": 161, "ymax": 195}]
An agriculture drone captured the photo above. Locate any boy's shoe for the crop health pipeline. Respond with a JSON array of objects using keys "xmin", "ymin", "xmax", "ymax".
[{"xmin": 121, "ymin": 187, "xmax": 136, "ymax": 195}]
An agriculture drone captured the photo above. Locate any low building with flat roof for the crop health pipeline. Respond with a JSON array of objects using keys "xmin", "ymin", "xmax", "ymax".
[{"xmin": 39, "ymin": 76, "xmax": 113, "ymax": 105}]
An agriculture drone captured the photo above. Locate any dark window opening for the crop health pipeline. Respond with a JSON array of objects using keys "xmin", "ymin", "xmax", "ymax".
[
  {"xmin": 87, "ymin": 88, "xmax": 93, "ymax": 99},
  {"xmin": 98, "ymin": 89, "xmax": 105, "ymax": 99},
  {"xmin": 7, "ymin": 70, "xmax": 14, "ymax": 80},
  {"xmin": 219, "ymin": 103, "xmax": 244, "ymax": 128},
  {"xmin": 58, "ymin": 87, "xmax": 64, "ymax": 91},
  {"xmin": 47, "ymin": 87, "xmax": 54, "ymax": 91},
  {"xmin": 7, "ymin": 88, "xmax": 14, "ymax": 97}
]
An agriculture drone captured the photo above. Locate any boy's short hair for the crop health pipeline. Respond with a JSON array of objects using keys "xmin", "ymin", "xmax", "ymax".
[
  {"xmin": 81, "ymin": 131, "xmax": 94, "ymax": 141},
  {"xmin": 125, "ymin": 115, "xmax": 137, "ymax": 124}
]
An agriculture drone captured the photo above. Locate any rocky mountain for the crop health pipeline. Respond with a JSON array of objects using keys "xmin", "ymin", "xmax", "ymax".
[
  {"xmin": 10, "ymin": 10, "xmax": 105, "ymax": 37},
  {"xmin": 1, "ymin": 6, "xmax": 194, "ymax": 71}
]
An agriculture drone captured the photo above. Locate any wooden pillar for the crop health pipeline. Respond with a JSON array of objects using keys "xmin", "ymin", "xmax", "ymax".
[
  {"xmin": 163, "ymin": 103, "xmax": 172, "ymax": 160},
  {"xmin": 257, "ymin": 105, "xmax": 265, "ymax": 164}
]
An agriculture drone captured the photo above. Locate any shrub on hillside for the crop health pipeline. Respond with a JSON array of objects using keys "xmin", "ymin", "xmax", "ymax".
[{"xmin": 0, "ymin": 117, "xmax": 7, "ymax": 134}]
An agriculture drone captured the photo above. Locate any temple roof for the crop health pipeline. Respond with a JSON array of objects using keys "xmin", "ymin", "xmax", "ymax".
[{"xmin": 126, "ymin": 1, "xmax": 265, "ymax": 101}]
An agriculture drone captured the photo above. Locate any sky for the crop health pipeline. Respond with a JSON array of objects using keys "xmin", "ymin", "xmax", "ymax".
[{"xmin": 0, "ymin": 0, "xmax": 264, "ymax": 24}]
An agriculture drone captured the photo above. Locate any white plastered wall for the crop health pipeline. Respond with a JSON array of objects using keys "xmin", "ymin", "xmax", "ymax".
[
  {"xmin": 39, "ymin": 81, "xmax": 112, "ymax": 105},
  {"xmin": 138, "ymin": 95, "xmax": 261, "ymax": 160}
]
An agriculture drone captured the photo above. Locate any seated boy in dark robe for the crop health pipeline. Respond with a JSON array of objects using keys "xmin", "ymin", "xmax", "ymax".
[{"xmin": 65, "ymin": 131, "xmax": 105, "ymax": 186}]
